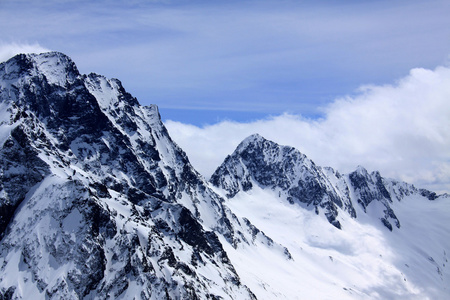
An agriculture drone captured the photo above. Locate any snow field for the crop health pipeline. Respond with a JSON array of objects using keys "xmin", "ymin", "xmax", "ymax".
[{"xmin": 222, "ymin": 184, "xmax": 447, "ymax": 299}]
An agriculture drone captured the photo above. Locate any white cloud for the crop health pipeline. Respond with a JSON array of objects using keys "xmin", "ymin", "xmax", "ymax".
[
  {"xmin": 165, "ymin": 65, "xmax": 450, "ymax": 194},
  {"xmin": 0, "ymin": 42, "xmax": 51, "ymax": 63}
]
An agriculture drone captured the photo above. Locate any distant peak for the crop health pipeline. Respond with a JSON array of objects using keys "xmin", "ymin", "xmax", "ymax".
[
  {"xmin": 28, "ymin": 51, "xmax": 70, "ymax": 60},
  {"xmin": 236, "ymin": 134, "xmax": 268, "ymax": 151},
  {"xmin": 30, "ymin": 52, "xmax": 80, "ymax": 85},
  {"xmin": 244, "ymin": 133, "xmax": 265, "ymax": 143},
  {"xmin": 9, "ymin": 51, "xmax": 73, "ymax": 67},
  {"xmin": 248, "ymin": 133, "xmax": 263, "ymax": 139},
  {"xmin": 354, "ymin": 165, "xmax": 369, "ymax": 175}
]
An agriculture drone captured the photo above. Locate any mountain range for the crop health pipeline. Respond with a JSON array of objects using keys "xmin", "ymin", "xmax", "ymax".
[{"xmin": 0, "ymin": 52, "xmax": 448, "ymax": 299}]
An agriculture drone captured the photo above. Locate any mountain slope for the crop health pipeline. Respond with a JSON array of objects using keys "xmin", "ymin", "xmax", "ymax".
[
  {"xmin": 210, "ymin": 134, "xmax": 450, "ymax": 299},
  {"xmin": 0, "ymin": 52, "xmax": 262, "ymax": 299},
  {"xmin": 210, "ymin": 134, "xmax": 358, "ymax": 229}
]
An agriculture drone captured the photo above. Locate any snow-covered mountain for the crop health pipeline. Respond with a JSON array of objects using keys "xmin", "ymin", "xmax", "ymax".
[
  {"xmin": 210, "ymin": 133, "xmax": 439, "ymax": 231},
  {"xmin": 0, "ymin": 52, "xmax": 270, "ymax": 299},
  {"xmin": 210, "ymin": 133, "xmax": 450, "ymax": 299},
  {"xmin": 0, "ymin": 52, "xmax": 448, "ymax": 299}
]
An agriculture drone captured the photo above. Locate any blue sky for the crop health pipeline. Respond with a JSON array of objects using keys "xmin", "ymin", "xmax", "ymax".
[
  {"xmin": 1, "ymin": 0, "xmax": 450, "ymax": 193},
  {"xmin": 1, "ymin": 0, "xmax": 450, "ymax": 124}
]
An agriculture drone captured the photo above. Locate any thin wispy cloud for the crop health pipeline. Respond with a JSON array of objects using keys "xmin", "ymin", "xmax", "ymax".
[{"xmin": 1, "ymin": 0, "xmax": 450, "ymax": 119}]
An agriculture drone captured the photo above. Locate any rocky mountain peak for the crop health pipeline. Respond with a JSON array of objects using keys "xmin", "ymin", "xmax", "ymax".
[
  {"xmin": 354, "ymin": 165, "xmax": 369, "ymax": 176},
  {"xmin": 233, "ymin": 133, "xmax": 307, "ymax": 163},
  {"xmin": 210, "ymin": 134, "xmax": 347, "ymax": 228},
  {"xmin": 0, "ymin": 52, "xmax": 258, "ymax": 299},
  {"xmin": 235, "ymin": 133, "xmax": 265, "ymax": 150},
  {"xmin": 210, "ymin": 134, "xmax": 442, "ymax": 231},
  {"xmin": 1, "ymin": 52, "xmax": 80, "ymax": 88}
]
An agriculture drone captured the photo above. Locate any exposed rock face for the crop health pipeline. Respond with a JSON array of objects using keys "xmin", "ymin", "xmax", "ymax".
[
  {"xmin": 348, "ymin": 166, "xmax": 400, "ymax": 230},
  {"xmin": 210, "ymin": 134, "xmax": 353, "ymax": 229}
]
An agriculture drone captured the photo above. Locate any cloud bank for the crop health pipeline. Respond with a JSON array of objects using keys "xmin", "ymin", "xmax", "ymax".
[{"xmin": 165, "ymin": 65, "xmax": 450, "ymax": 194}]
